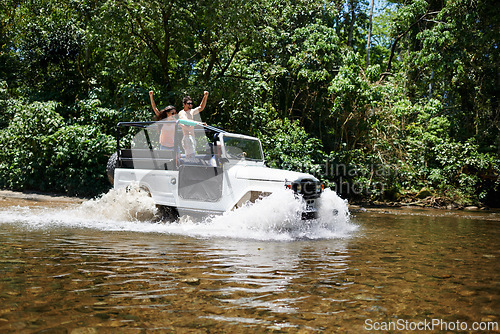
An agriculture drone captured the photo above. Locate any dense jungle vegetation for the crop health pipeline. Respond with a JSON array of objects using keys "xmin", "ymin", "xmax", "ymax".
[{"xmin": 0, "ymin": 0, "xmax": 498, "ymax": 206}]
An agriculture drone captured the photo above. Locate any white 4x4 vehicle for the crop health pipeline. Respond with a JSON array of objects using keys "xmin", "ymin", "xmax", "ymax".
[{"xmin": 107, "ymin": 120, "xmax": 325, "ymax": 221}]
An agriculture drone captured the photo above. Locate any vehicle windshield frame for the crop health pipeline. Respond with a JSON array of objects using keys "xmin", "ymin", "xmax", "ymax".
[{"xmin": 221, "ymin": 133, "xmax": 264, "ymax": 162}]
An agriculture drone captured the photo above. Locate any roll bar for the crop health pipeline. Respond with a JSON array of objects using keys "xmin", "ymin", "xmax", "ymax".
[{"xmin": 115, "ymin": 120, "xmax": 227, "ymax": 168}]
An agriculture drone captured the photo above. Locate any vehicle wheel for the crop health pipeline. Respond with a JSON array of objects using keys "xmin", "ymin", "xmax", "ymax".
[
  {"xmin": 157, "ymin": 205, "xmax": 179, "ymax": 222},
  {"xmin": 106, "ymin": 152, "xmax": 118, "ymax": 185}
]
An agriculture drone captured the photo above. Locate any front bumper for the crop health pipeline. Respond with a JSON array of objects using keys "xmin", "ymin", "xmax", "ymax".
[{"xmin": 301, "ymin": 209, "xmax": 318, "ymax": 220}]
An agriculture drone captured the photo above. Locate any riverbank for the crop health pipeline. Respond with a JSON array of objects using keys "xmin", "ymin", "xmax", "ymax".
[
  {"xmin": 0, "ymin": 189, "xmax": 85, "ymax": 208},
  {"xmin": 1, "ymin": 188, "xmax": 496, "ymax": 213},
  {"xmin": 349, "ymin": 198, "xmax": 492, "ymax": 212}
]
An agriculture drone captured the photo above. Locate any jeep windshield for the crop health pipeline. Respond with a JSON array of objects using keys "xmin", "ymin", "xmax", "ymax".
[{"xmin": 222, "ymin": 134, "xmax": 264, "ymax": 161}]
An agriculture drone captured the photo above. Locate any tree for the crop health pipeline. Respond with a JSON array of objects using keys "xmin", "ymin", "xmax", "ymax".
[
  {"xmin": 0, "ymin": 1, "xmax": 21, "ymax": 89},
  {"xmin": 411, "ymin": 0, "xmax": 499, "ymax": 147},
  {"xmin": 10, "ymin": 0, "xmax": 91, "ymax": 103}
]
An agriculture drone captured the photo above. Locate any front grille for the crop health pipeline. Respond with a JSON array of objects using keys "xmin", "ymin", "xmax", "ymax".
[
  {"xmin": 303, "ymin": 182, "xmax": 316, "ymax": 196},
  {"xmin": 289, "ymin": 179, "xmax": 321, "ymax": 199}
]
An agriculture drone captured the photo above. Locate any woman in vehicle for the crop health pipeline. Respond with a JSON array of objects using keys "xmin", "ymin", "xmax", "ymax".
[{"xmin": 149, "ymin": 91, "xmax": 177, "ymax": 150}]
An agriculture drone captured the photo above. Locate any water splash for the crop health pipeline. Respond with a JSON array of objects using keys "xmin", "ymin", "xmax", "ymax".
[
  {"xmin": 194, "ymin": 189, "xmax": 355, "ymax": 240},
  {"xmin": 0, "ymin": 186, "xmax": 356, "ymax": 241},
  {"xmin": 78, "ymin": 184, "xmax": 158, "ymax": 222}
]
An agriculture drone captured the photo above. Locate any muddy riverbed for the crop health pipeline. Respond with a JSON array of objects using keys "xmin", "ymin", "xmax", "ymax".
[{"xmin": 0, "ymin": 189, "xmax": 498, "ymax": 333}]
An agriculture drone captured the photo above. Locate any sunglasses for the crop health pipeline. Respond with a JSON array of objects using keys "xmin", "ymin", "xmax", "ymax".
[{"xmin": 185, "ymin": 102, "xmax": 193, "ymax": 105}]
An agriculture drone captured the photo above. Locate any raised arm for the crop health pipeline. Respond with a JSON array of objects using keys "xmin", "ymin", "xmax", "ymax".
[
  {"xmin": 149, "ymin": 91, "xmax": 161, "ymax": 118},
  {"xmin": 192, "ymin": 91, "xmax": 209, "ymax": 115}
]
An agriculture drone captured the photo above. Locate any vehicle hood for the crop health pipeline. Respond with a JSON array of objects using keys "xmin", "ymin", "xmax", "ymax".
[{"xmin": 234, "ymin": 166, "xmax": 318, "ymax": 182}]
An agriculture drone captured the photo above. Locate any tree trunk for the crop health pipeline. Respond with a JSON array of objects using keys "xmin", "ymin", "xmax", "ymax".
[
  {"xmin": 366, "ymin": 0, "xmax": 374, "ymax": 69},
  {"xmin": 347, "ymin": 0, "xmax": 355, "ymax": 47}
]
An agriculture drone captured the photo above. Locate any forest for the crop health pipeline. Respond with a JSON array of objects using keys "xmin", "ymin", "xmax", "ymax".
[{"xmin": 0, "ymin": 0, "xmax": 498, "ymax": 207}]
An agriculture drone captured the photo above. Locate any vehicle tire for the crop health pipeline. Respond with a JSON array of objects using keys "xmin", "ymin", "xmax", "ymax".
[
  {"xmin": 157, "ymin": 205, "xmax": 179, "ymax": 222},
  {"xmin": 106, "ymin": 152, "xmax": 118, "ymax": 185}
]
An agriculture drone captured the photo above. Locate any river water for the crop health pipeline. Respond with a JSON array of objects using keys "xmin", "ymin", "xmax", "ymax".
[{"xmin": 0, "ymin": 188, "xmax": 498, "ymax": 333}]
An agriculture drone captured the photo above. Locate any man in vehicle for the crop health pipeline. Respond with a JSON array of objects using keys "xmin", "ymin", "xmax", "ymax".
[{"xmin": 178, "ymin": 91, "xmax": 209, "ymax": 157}]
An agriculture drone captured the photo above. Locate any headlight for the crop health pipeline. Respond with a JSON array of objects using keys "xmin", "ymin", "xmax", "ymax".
[{"xmin": 296, "ymin": 184, "xmax": 302, "ymax": 192}]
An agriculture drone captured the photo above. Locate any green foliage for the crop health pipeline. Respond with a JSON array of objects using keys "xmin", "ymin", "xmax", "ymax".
[
  {"xmin": 0, "ymin": 2, "xmax": 20, "ymax": 87},
  {"xmin": 260, "ymin": 118, "xmax": 325, "ymax": 177},
  {"xmin": 396, "ymin": 0, "xmax": 499, "ymax": 147},
  {"xmin": 288, "ymin": 20, "xmax": 340, "ymax": 83},
  {"xmin": 328, "ymin": 51, "xmax": 382, "ymax": 150},
  {"xmin": 0, "ymin": 0, "xmax": 498, "ymax": 205},
  {"xmin": 404, "ymin": 114, "xmax": 498, "ymax": 205},
  {"xmin": 0, "ymin": 100, "xmax": 115, "ymax": 196},
  {"xmin": 0, "ymin": 81, "xmax": 15, "ymax": 129},
  {"xmin": 44, "ymin": 125, "xmax": 115, "ymax": 196},
  {"xmin": 327, "ymin": 148, "xmax": 398, "ymax": 200},
  {"xmin": 73, "ymin": 99, "xmax": 121, "ymax": 135},
  {"xmin": 11, "ymin": 0, "xmax": 87, "ymax": 103},
  {"xmin": 335, "ymin": 0, "xmax": 371, "ymax": 52},
  {"xmin": 0, "ymin": 101, "xmax": 63, "ymax": 190}
]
